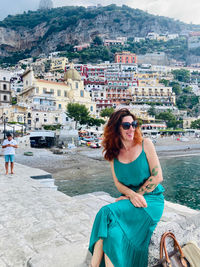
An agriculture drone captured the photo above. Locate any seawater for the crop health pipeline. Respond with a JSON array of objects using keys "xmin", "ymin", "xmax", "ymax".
[{"xmin": 55, "ymin": 155, "xmax": 200, "ymax": 210}]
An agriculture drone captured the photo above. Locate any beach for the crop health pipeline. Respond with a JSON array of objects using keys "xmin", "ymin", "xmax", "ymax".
[{"xmin": 14, "ymin": 136, "xmax": 200, "ymax": 181}]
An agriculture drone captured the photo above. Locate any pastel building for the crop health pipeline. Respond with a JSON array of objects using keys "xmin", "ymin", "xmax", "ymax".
[
  {"xmin": 115, "ymin": 51, "xmax": 137, "ymax": 64},
  {"xmin": 129, "ymin": 85, "xmax": 176, "ymax": 106},
  {"xmin": 17, "ymin": 67, "xmax": 96, "ymax": 129},
  {"xmin": 0, "ymin": 70, "xmax": 12, "ymax": 106}
]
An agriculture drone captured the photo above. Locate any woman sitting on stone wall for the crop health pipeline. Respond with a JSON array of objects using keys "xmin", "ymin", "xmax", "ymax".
[{"xmin": 88, "ymin": 108, "xmax": 165, "ymax": 267}]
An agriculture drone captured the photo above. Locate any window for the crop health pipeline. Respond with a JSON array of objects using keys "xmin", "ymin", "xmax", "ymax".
[
  {"xmin": 3, "ymin": 84, "xmax": 7, "ymax": 90},
  {"xmin": 28, "ymin": 113, "xmax": 31, "ymax": 118},
  {"xmin": 44, "ymin": 114, "xmax": 47, "ymax": 116},
  {"xmin": 55, "ymin": 117, "xmax": 58, "ymax": 122},
  {"xmin": 3, "ymin": 95, "xmax": 7, "ymax": 101},
  {"xmin": 101, "ymin": 93, "xmax": 104, "ymax": 97},
  {"xmin": 36, "ymin": 118, "xmax": 39, "ymax": 122},
  {"xmin": 3, "ymin": 77, "xmax": 6, "ymax": 81},
  {"xmin": 64, "ymin": 91, "xmax": 67, "ymax": 97},
  {"xmin": 58, "ymin": 104, "xmax": 62, "ymax": 109},
  {"xmin": 50, "ymin": 89, "xmax": 54, "ymax": 95},
  {"xmin": 44, "ymin": 119, "xmax": 47, "ymax": 122},
  {"xmin": 26, "ymin": 81, "xmax": 28, "ymax": 86},
  {"xmin": 35, "ymin": 87, "xmax": 39, "ymax": 93},
  {"xmin": 90, "ymin": 106, "xmax": 93, "ymax": 112},
  {"xmin": 43, "ymin": 88, "xmax": 47, "ymax": 94},
  {"xmin": 76, "ymin": 82, "xmax": 79, "ymax": 89},
  {"xmin": 80, "ymin": 90, "xmax": 84, "ymax": 97},
  {"xmin": 28, "ymin": 119, "xmax": 31, "ymax": 125},
  {"xmin": 57, "ymin": 90, "xmax": 61, "ymax": 96}
]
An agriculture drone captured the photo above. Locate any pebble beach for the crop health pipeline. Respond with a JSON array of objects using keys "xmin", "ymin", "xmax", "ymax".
[{"xmin": 13, "ymin": 136, "xmax": 200, "ymax": 181}]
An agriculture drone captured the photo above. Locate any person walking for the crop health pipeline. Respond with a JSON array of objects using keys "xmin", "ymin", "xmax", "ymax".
[
  {"xmin": 2, "ymin": 133, "xmax": 18, "ymax": 175},
  {"xmin": 89, "ymin": 108, "xmax": 165, "ymax": 267}
]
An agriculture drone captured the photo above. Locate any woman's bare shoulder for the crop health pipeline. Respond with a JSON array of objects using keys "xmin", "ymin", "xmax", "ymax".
[{"xmin": 143, "ymin": 137, "xmax": 153, "ymax": 146}]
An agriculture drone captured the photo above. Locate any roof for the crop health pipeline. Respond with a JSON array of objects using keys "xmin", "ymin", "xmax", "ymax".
[
  {"xmin": 37, "ymin": 79, "xmax": 66, "ymax": 85},
  {"xmin": 64, "ymin": 68, "xmax": 81, "ymax": 81}
]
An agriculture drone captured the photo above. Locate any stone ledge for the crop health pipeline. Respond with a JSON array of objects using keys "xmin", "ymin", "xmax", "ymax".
[{"xmin": 0, "ymin": 157, "xmax": 199, "ymax": 267}]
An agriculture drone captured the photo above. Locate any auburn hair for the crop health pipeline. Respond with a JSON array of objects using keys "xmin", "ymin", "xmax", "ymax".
[{"xmin": 102, "ymin": 108, "xmax": 143, "ymax": 161}]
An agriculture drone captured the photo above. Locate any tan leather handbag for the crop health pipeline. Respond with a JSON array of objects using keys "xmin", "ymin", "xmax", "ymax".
[{"xmin": 153, "ymin": 232, "xmax": 190, "ymax": 267}]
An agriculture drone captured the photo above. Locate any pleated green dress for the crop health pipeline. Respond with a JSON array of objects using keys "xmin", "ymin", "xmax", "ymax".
[{"xmin": 88, "ymin": 143, "xmax": 165, "ymax": 267}]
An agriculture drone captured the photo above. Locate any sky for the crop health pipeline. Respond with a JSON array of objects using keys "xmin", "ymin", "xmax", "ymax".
[{"xmin": 0, "ymin": 0, "xmax": 200, "ymax": 25}]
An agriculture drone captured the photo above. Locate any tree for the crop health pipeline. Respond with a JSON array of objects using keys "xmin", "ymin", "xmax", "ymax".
[
  {"xmin": 156, "ymin": 111, "xmax": 179, "ymax": 129},
  {"xmin": 171, "ymin": 69, "xmax": 190, "ymax": 83},
  {"xmin": 87, "ymin": 117, "xmax": 105, "ymax": 127},
  {"xmin": 67, "ymin": 103, "xmax": 90, "ymax": 128},
  {"xmin": 191, "ymin": 119, "xmax": 200, "ymax": 129},
  {"xmin": 182, "ymin": 86, "xmax": 192, "ymax": 94},
  {"xmin": 159, "ymin": 79, "xmax": 169, "ymax": 87},
  {"xmin": 169, "ymin": 81, "xmax": 182, "ymax": 95},
  {"xmin": 100, "ymin": 107, "xmax": 115, "ymax": 118},
  {"xmin": 148, "ymin": 105, "xmax": 156, "ymax": 116},
  {"xmin": 92, "ymin": 36, "xmax": 103, "ymax": 46}
]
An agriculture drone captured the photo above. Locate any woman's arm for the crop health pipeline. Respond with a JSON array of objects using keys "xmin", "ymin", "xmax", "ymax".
[
  {"xmin": 110, "ymin": 161, "xmax": 147, "ymax": 207},
  {"xmin": 137, "ymin": 138, "xmax": 163, "ymax": 195}
]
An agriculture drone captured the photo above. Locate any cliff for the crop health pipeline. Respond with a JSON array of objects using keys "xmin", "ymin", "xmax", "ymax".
[{"xmin": 0, "ymin": 4, "xmax": 200, "ymax": 58}]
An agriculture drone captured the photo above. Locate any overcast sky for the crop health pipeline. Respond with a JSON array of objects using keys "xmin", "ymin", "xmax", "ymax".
[{"xmin": 0, "ymin": 0, "xmax": 200, "ymax": 25}]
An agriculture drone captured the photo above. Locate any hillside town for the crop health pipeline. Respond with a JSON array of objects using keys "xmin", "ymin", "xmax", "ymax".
[{"xmin": 0, "ymin": 43, "xmax": 200, "ymax": 147}]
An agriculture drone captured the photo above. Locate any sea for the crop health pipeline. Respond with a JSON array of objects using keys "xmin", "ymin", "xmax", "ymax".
[{"xmin": 55, "ymin": 155, "xmax": 200, "ymax": 211}]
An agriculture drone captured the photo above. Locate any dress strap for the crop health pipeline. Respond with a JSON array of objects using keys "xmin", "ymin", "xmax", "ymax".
[{"xmin": 142, "ymin": 139, "xmax": 144, "ymax": 150}]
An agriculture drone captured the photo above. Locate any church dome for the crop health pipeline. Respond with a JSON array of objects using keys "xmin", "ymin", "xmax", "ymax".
[{"xmin": 64, "ymin": 68, "xmax": 81, "ymax": 81}]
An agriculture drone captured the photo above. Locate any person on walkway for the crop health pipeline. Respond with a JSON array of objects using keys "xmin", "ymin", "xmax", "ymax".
[
  {"xmin": 89, "ymin": 108, "xmax": 165, "ymax": 267},
  {"xmin": 2, "ymin": 133, "xmax": 18, "ymax": 175}
]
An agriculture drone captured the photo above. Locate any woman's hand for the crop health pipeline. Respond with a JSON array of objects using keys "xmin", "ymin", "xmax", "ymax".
[
  {"xmin": 115, "ymin": 196, "xmax": 129, "ymax": 202},
  {"xmin": 129, "ymin": 192, "xmax": 147, "ymax": 208}
]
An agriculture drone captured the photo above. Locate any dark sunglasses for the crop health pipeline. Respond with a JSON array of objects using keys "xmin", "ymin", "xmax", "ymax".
[{"xmin": 121, "ymin": 121, "xmax": 138, "ymax": 130}]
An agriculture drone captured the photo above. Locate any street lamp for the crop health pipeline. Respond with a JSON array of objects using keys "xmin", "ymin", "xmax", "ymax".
[
  {"xmin": 2, "ymin": 113, "xmax": 7, "ymax": 139},
  {"xmin": 24, "ymin": 113, "xmax": 26, "ymax": 135}
]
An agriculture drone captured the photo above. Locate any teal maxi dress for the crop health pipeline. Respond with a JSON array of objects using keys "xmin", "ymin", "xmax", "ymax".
[{"xmin": 88, "ymin": 144, "xmax": 165, "ymax": 267}]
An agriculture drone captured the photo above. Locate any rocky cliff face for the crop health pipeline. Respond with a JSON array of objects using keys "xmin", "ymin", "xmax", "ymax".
[{"xmin": 0, "ymin": 5, "xmax": 199, "ymax": 58}]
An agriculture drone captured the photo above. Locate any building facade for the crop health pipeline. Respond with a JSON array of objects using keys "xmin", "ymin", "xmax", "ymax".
[
  {"xmin": 0, "ymin": 70, "xmax": 12, "ymax": 106},
  {"xmin": 115, "ymin": 51, "xmax": 137, "ymax": 64}
]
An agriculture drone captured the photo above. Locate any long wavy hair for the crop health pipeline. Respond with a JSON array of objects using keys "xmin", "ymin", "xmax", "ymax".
[{"xmin": 102, "ymin": 108, "xmax": 143, "ymax": 161}]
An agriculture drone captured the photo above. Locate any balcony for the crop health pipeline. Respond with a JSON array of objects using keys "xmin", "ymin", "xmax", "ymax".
[{"xmin": 31, "ymin": 104, "xmax": 57, "ymax": 111}]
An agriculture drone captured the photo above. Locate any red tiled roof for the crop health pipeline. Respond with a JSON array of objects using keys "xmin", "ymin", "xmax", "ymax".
[{"xmin": 37, "ymin": 79, "xmax": 66, "ymax": 85}]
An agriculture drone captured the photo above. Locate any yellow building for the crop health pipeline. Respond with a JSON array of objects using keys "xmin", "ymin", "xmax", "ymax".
[
  {"xmin": 183, "ymin": 117, "xmax": 200, "ymax": 129},
  {"xmin": 129, "ymin": 84, "xmax": 176, "ymax": 105},
  {"xmin": 17, "ymin": 67, "xmax": 96, "ymax": 129},
  {"xmin": 50, "ymin": 57, "xmax": 68, "ymax": 72},
  {"xmin": 134, "ymin": 73, "xmax": 160, "ymax": 86}
]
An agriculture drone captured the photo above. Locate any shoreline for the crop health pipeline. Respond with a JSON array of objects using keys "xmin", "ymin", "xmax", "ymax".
[{"xmin": 13, "ymin": 138, "xmax": 200, "ymax": 182}]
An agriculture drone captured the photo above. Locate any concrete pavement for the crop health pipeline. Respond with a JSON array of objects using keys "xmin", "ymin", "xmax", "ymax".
[{"xmin": 0, "ymin": 157, "xmax": 199, "ymax": 267}]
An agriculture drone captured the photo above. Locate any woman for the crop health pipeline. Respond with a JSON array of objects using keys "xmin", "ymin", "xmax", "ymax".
[{"xmin": 88, "ymin": 108, "xmax": 165, "ymax": 267}]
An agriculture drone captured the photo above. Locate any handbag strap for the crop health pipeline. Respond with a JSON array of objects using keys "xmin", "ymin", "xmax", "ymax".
[{"xmin": 160, "ymin": 232, "xmax": 187, "ymax": 267}]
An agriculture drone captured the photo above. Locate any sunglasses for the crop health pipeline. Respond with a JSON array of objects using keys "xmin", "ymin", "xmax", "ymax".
[{"xmin": 121, "ymin": 121, "xmax": 138, "ymax": 130}]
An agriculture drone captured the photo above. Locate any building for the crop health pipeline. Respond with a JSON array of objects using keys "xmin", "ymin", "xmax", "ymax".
[
  {"xmin": 188, "ymin": 32, "xmax": 200, "ymax": 50},
  {"xmin": 0, "ymin": 70, "xmax": 12, "ymax": 106},
  {"xmin": 129, "ymin": 84, "xmax": 175, "ymax": 106},
  {"xmin": 17, "ymin": 66, "xmax": 96, "ymax": 129},
  {"xmin": 84, "ymin": 80, "xmax": 110, "ymax": 115},
  {"xmin": 115, "ymin": 51, "xmax": 137, "ymax": 64},
  {"xmin": 74, "ymin": 43, "xmax": 90, "ymax": 51},
  {"xmin": 50, "ymin": 57, "xmax": 68, "ymax": 72},
  {"xmin": 104, "ymin": 39, "xmax": 124, "ymax": 46},
  {"xmin": 134, "ymin": 37, "xmax": 145, "ymax": 42},
  {"xmin": 146, "ymin": 32, "xmax": 159, "ymax": 40},
  {"xmin": 183, "ymin": 116, "xmax": 200, "ymax": 129},
  {"xmin": 137, "ymin": 52, "xmax": 169, "ymax": 66}
]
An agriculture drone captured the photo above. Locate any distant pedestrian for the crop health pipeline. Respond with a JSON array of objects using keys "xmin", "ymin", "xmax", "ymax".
[{"xmin": 2, "ymin": 133, "xmax": 18, "ymax": 175}]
